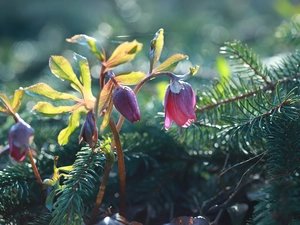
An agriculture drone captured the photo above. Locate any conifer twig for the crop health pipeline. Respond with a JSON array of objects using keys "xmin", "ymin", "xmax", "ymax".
[{"xmin": 195, "ymin": 73, "xmax": 300, "ymax": 114}]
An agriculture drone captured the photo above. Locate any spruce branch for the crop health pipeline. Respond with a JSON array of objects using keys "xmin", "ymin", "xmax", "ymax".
[
  {"xmin": 276, "ymin": 20, "xmax": 300, "ymax": 46},
  {"xmin": 90, "ymin": 141, "xmax": 114, "ymax": 225},
  {"xmin": 220, "ymin": 41, "xmax": 270, "ymax": 84},
  {"xmin": 252, "ymin": 114, "xmax": 300, "ymax": 224},
  {"xmin": 195, "ymin": 67, "xmax": 300, "ymax": 114},
  {"xmin": 50, "ymin": 147, "xmax": 104, "ymax": 225}
]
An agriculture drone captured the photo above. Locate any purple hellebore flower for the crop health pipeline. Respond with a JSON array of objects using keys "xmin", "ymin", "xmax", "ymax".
[
  {"xmin": 112, "ymin": 85, "xmax": 141, "ymax": 123},
  {"xmin": 8, "ymin": 114, "xmax": 34, "ymax": 162},
  {"xmin": 79, "ymin": 110, "xmax": 98, "ymax": 148},
  {"xmin": 164, "ymin": 81, "xmax": 196, "ymax": 130}
]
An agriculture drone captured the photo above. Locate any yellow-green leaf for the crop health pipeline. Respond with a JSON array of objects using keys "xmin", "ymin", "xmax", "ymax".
[
  {"xmin": 114, "ymin": 71, "xmax": 146, "ymax": 85},
  {"xmin": 0, "ymin": 91, "xmax": 11, "ymax": 109},
  {"xmin": 150, "ymin": 28, "xmax": 164, "ymax": 72},
  {"xmin": 156, "ymin": 81, "xmax": 169, "ymax": 102},
  {"xmin": 11, "ymin": 88, "xmax": 23, "ymax": 112},
  {"xmin": 105, "ymin": 40, "xmax": 142, "ymax": 71},
  {"xmin": 32, "ymin": 102, "xmax": 75, "ymax": 115},
  {"xmin": 57, "ymin": 165, "xmax": 74, "ymax": 173},
  {"xmin": 25, "ymin": 83, "xmax": 80, "ymax": 101},
  {"xmin": 95, "ymin": 80, "xmax": 114, "ymax": 117},
  {"xmin": 66, "ymin": 34, "xmax": 105, "ymax": 62},
  {"xmin": 73, "ymin": 53, "xmax": 94, "ymax": 99},
  {"xmin": 58, "ymin": 106, "xmax": 87, "ymax": 145},
  {"xmin": 100, "ymin": 98, "xmax": 113, "ymax": 131},
  {"xmin": 216, "ymin": 56, "xmax": 231, "ymax": 93},
  {"xmin": 216, "ymin": 56, "xmax": 231, "ymax": 81},
  {"xmin": 49, "ymin": 56, "xmax": 82, "ymax": 93},
  {"xmin": 154, "ymin": 54, "xmax": 188, "ymax": 72},
  {"xmin": 0, "ymin": 106, "xmax": 7, "ymax": 113},
  {"xmin": 189, "ymin": 65, "xmax": 200, "ymax": 76}
]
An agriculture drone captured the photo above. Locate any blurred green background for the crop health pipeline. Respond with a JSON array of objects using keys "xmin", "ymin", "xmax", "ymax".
[
  {"xmin": 1, "ymin": 0, "xmax": 299, "ymax": 92},
  {"xmin": 0, "ymin": 0, "xmax": 300, "ymax": 223},
  {"xmin": 0, "ymin": 0, "xmax": 300, "ymax": 134}
]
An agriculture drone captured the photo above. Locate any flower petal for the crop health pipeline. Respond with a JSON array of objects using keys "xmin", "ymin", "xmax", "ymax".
[
  {"xmin": 79, "ymin": 110, "xmax": 98, "ymax": 148},
  {"xmin": 166, "ymin": 90, "xmax": 190, "ymax": 127},
  {"xmin": 163, "ymin": 82, "xmax": 196, "ymax": 130},
  {"xmin": 113, "ymin": 86, "xmax": 140, "ymax": 123},
  {"xmin": 8, "ymin": 115, "xmax": 34, "ymax": 162},
  {"xmin": 175, "ymin": 82, "xmax": 196, "ymax": 120}
]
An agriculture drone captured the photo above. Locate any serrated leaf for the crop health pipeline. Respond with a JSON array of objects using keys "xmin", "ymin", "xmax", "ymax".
[
  {"xmin": 33, "ymin": 102, "xmax": 75, "ymax": 115},
  {"xmin": 100, "ymin": 98, "xmax": 114, "ymax": 130},
  {"xmin": 73, "ymin": 53, "xmax": 94, "ymax": 99},
  {"xmin": 66, "ymin": 34, "xmax": 105, "ymax": 62},
  {"xmin": 25, "ymin": 83, "xmax": 80, "ymax": 101},
  {"xmin": 150, "ymin": 28, "xmax": 164, "ymax": 72},
  {"xmin": 154, "ymin": 54, "xmax": 188, "ymax": 72},
  {"xmin": 58, "ymin": 106, "xmax": 86, "ymax": 145},
  {"xmin": 49, "ymin": 56, "xmax": 83, "ymax": 93},
  {"xmin": 95, "ymin": 79, "xmax": 114, "ymax": 117},
  {"xmin": 11, "ymin": 88, "xmax": 23, "ymax": 112},
  {"xmin": 105, "ymin": 40, "xmax": 142, "ymax": 71},
  {"xmin": 114, "ymin": 71, "xmax": 146, "ymax": 85}
]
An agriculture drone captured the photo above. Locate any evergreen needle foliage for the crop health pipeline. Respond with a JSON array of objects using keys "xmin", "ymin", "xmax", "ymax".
[
  {"xmin": 49, "ymin": 146, "xmax": 106, "ymax": 225},
  {"xmin": 2, "ymin": 19, "xmax": 300, "ymax": 225}
]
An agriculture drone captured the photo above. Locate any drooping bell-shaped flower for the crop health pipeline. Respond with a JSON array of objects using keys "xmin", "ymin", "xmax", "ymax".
[
  {"xmin": 79, "ymin": 110, "xmax": 98, "ymax": 148},
  {"xmin": 113, "ymin": 85, "xmax": 140, "ymax": 123},
  {"xmin": 164, "ymin": 80, "xmax": 196, "ymax": 130},
  {"xmin": 8, "ymin": 114, "xmax": 34, "ymax": 162}
]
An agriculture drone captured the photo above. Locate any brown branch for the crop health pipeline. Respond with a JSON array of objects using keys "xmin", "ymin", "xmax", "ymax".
[
  {"xmin": 210, "ymin": 179, "xmax": 262, "ymax": 225},
  {"xmin": 195, "ymin": 73, "xmax": 300, "ymax": 114},
  {"xmin": 27, "ymin": 149, "xmax": 43, "ymax": 189},
  {"xmin": 109, "ymin": 118, "xmax": 126, "ymax": 217},
  {"xmin": 229, "ymin": 45, "xmax": 270, "ymax": 85},
  {"xmin": 89, "ymin": 166, "xmax": 111, "ymax": 225}
]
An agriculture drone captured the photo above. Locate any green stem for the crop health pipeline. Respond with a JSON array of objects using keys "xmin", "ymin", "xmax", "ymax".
[{"xmin": 109, "ymin": 118, "xmax": 126, "ymax": 217}]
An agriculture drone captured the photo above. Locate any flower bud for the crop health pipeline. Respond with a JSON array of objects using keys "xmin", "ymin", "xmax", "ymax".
[
  {"xmin": 164, "ymin": 81, "xmax": 196, "ymax": 130},
  {"xmin": 8, "ymin": 114, "xmax": 34, "ymax": 162},
  {"xmin": 79, "ymin": 110, "xmax": 98, "ymax": 148},
  {"xmin": 113, "ymin": 86, "xmax": 140, "ymax": 123}
]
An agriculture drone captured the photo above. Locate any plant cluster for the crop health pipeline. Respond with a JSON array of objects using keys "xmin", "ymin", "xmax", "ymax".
[{"xmin": 1, "ymin": 17, "xmax": 300, "ymax": 225}]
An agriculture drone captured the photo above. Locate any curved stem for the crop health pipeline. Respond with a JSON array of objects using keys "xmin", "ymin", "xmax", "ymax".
[
  {"xmin": 109, "ymin": 118, "xmax": 126, "ymax": 217},
  {"xmin": 89, "ymin": 166, "xmax": 111, "ymax": 225},
  {"xmin": 116, "ymin": 71, "xmax": 173, "ymax": 131},
  {"xmin": 100, "ymin": 65, "xmax": 107, "ymax": 89}
]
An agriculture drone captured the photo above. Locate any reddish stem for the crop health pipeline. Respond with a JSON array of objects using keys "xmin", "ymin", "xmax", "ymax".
[
  {"xmin": 89, "ymin": 166, "xmax": 111, "ymax": 225},
  {"xmin": 27, "ymin": 149, "xmax": 43, "ymax": 189},
  {"xmin": 109, "ymin": 118, "xmax": 126, "ymax": 217}
]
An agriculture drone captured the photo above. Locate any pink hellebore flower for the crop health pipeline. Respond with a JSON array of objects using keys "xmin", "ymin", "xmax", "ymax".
[
  {"xmin": 8, "ymin": 114, "xmax": 34, "ymax": 162},
  {"xmin": 164, "ymin": 81, "xmax": 196, "ymax": 130},
  {"xmin": 79, "ymin": 110, "xmax": 98, "ymax": 148},
  {"xmin": 113, "ymin": 85, "xmax": 141, "ymax": 123}
]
